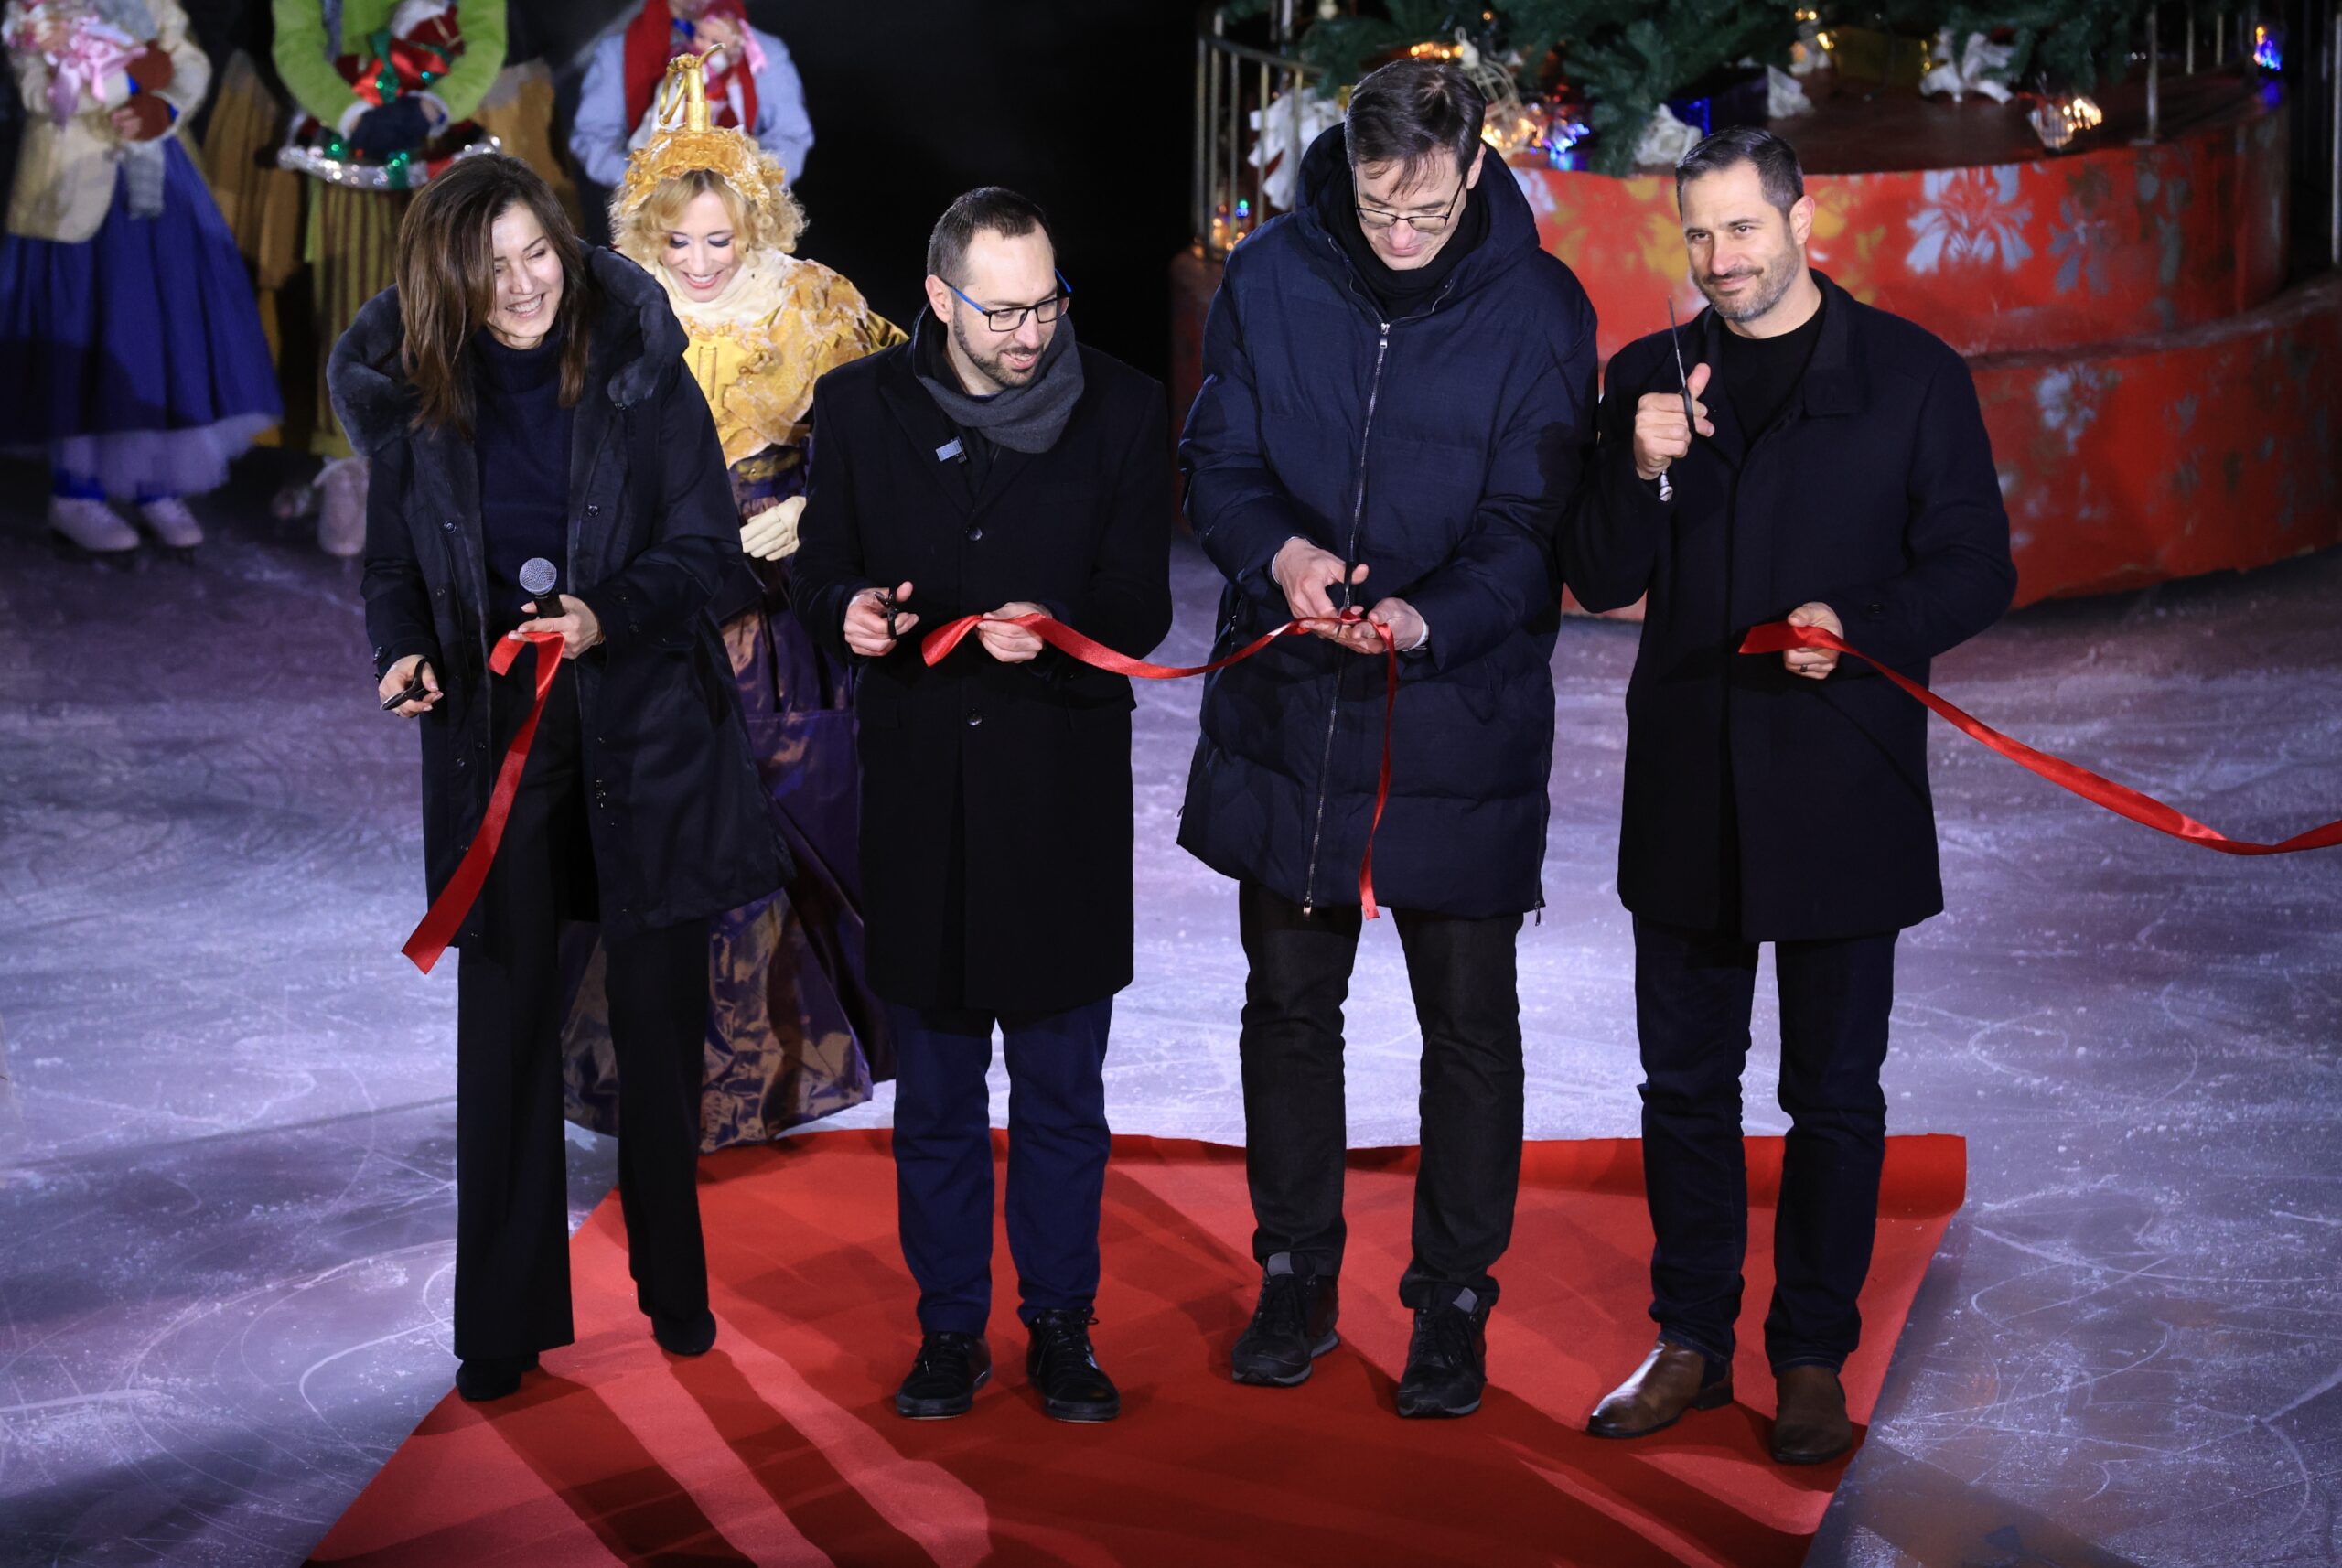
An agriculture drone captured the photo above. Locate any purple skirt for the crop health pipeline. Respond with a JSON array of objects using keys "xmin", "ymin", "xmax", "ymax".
[{"xmin": 0, "ymin": 141, "xmax": 281, "ymax": 498}]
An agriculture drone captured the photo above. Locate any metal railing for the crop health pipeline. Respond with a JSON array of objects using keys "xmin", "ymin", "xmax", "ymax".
[
  {"xmin": 2140, "ymin": 4, "xmax": 2276, "ymax": 139},
  {"xmin": 2155, "ymin": 1, "xmax": 2342, "ymax": 269},
  {"xmin": 2327, "ymin": 0, "xmax": 2342, "ymax": 267},
  {"xmin": 1193, "ymin": 7, "xmax": 1321, "ymax": 259}
]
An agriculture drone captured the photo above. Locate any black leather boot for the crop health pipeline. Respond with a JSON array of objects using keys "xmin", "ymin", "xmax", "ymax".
[
  {"xmin": 1025, "ymin": 1309, "xmax": 1120, "ymax": 1423},
  {"xmin": 455, "ymin": 1352, "xmax": 539, "ymax": 1403},
  {"xmin": 894, "ymin": 1331, "xmax": 992, "ymax": 1419}
]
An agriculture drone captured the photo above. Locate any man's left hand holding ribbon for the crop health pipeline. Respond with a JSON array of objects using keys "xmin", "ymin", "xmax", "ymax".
[
  {"xmin": 974, "ymin": 601, "xmax": 1051, "ymax": 664},
  {"xmin": 1271, "ymin": 536, "xmax": 1425, "ymax": 655}
]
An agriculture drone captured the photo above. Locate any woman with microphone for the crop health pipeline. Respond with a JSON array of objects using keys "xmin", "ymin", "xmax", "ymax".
[{"xmin": 329, "ymin": 153, "xmax": 785, "ymax": 1403}]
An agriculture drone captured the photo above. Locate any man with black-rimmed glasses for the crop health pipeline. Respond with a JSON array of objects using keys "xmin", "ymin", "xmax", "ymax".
[
  {"xmin": 1179, "ymin": 59, "xmax": 1599, "ymax": 1417},
  {"xmin": 796, "ymin": 186, "xmax": 1173, "ymax": 1426}
]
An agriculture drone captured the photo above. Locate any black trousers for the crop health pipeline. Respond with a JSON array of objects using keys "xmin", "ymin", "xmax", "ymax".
[
  {"xmin": 888, "ymin": 997, "xmax": 1113, "ymax": 1335},
  {"xmin": 450, "ymin": 664, "xmax": 712, "ymax": 1360},
  {"xmin": 1633, "ymin": 915, "xmax": 1897, "ymax": 1371},
  {"xmin": 1237, "ymin": 881, "xmax": 1524, "ymax": 1308}
]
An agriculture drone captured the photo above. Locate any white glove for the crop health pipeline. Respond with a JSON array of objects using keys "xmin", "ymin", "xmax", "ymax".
[{"xmin": 740, "ymin": 494, "xmax": 805, "ymax": 561}]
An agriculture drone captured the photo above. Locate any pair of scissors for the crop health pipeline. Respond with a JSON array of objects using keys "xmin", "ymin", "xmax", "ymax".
[
  {"xmin": 1661, "ymin": 297, "xmax": 1699, "ymax": 502},
  {"xmin": 1667, "ymin": 296, "xmax": 1700, "ymax": 432}
]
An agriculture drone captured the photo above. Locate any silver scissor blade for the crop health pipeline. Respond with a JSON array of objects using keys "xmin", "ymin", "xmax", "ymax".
[{"xmin": 1666, "ymin": 297, "xmax": 1698, "ymax": 433}]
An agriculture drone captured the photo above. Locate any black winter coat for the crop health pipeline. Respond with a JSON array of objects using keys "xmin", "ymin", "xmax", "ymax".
[
  {"xmin": 1178, "ymin": 126, "xmax": 1599, "ymax": 918},
  {"xmin": 332, "ymin": 247, "xmax": 787, "ymax": 948},
  {"xmin": 792, "ymin": 338, "xmax": 1173, "ymax": 1015},
  {"xmin": 1565, "ymin": 272, "xmax": 2016, "ymax": 940}
]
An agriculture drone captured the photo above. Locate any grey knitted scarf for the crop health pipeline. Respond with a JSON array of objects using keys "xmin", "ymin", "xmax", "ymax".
[{"xmin": 915, "ymin": 313, "xmax": 1084, "ymax": 455}]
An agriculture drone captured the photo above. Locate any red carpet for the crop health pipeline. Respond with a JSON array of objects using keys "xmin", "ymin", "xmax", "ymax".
[{"xmin": 310, "ymin": 1132, "xmax": 1963, "ymax": 1568}]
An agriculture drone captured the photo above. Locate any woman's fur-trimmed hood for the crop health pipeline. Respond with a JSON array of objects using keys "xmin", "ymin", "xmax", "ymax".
[{"xmin": 328, "ymin": 246, "xmax": 686, "ymax": 456}]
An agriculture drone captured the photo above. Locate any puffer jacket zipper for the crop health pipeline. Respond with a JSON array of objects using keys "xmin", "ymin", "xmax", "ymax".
[{"xmin": 1298, "ymin": 247, "xmax": 1459, "ymax": 913}]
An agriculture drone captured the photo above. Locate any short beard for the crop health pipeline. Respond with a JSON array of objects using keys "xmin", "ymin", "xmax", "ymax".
[
  {"xmin": 1702, "ymin": 256, "xmax": 1798, "ymax": 324},
  {"xmin": 949, "ymin": 312, "xmax": 1039, "ymax": 392}
]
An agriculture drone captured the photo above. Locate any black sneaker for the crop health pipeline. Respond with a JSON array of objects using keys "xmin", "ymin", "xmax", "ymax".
[
  {"xmin": 1394, "ymin": 1288, "xmax": 1488, "ymax": 1419},
  {"xmin": 894, "ymin": 1331, "xmax": 992, "ymax": 1419},
  {"xmin": 1025, "ymin": 1308, "xmax": 1120, "ymax": 1423},
  {"xmin": 455, "ymin": 1352, "xmax": 539, "ymax": 1403},
  {"xmin": 1230, "ymin": 1252, "xmax": 1340, "ymax": 1386}
]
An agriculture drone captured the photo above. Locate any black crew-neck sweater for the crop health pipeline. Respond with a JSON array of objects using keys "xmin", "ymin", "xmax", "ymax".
[
  {"xmin": 1715, "ymin": 284, "xmax": 1826, "ymax": 440},
  {"xmin": 472, "ymin": 328, "xmax": 575, "ymax": 628}
]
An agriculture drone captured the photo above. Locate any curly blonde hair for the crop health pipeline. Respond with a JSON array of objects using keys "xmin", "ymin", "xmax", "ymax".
[{"xmin": 614, "ymin": 165, "xmax": 807, "ymax": 273}]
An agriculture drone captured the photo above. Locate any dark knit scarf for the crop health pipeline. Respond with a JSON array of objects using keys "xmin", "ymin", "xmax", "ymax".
[{"xmin": 914, "ymin": 312, "xmax": 1084, "ymax": 455}]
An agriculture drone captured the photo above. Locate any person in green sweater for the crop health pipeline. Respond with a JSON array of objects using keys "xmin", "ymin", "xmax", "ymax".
[{"xmin": 272, "ymin": 0, "xmax": 508, "ymax": 555}]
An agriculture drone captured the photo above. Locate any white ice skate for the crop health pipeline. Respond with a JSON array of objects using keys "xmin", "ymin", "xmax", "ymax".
[
  {"xmin": 48, "ymin": 497, "xmax": 138, "ymax": 554},
  {"xmin": 138, "ymin": 498, "xmax": 205, "ymax": 550}
]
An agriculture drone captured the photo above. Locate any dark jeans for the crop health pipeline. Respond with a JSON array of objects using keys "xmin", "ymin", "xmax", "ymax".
[
  {"xmin": 1633, "ymin": 915, "xmax": 1897, "ymax": 1371},
  {"xmin": 451, "ymin": 665, "xmax": 712, "ymax": 1360},
  {"xmin": 1237, "ymin": 881, "xmax": 1524, "ymax": 1309},
  {"xmin": 889, "ymin": 996, "xmax": 1112, "ymax": 1335}
]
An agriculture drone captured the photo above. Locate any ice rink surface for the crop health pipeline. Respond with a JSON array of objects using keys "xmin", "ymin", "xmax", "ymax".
[{"xmin": 3, "ymin": 471, "xmax": 2337, "ymax": 1566}]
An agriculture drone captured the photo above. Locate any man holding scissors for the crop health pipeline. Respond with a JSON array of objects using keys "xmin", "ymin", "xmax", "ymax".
[
  {"xmin": 1180, "ymin": 58, "xmax": 1597, "ymax": 1418},
  {"xmin": 1565, "ymin": 127, "xmax": 2015, "ymax": 1464},
  {"xmin": 795, "ymin": 186, "xmax": 1172, "ymax": 1425}
]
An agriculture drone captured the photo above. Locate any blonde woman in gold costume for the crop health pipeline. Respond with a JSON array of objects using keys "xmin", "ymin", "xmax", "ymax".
[{"xmin": 564, "ymin": 56, "xmax": 902, "ymax": 1148}]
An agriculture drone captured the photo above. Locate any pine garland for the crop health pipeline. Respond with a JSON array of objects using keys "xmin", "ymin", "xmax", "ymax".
[
  {"xmin": 1219, "ymin": 0, "xmax": 2148, "ymax": 177},
  {"xmin": 1818, "ymin": 0, "xmax": 2144, "ymax": 89},
  {"xmin": 1509, "ymin": 0, "xmax": 1805, "ymax": 174},
  {"xmin": 1931, "ymin": 0, "xmax": 2143, "ymax": 91}
]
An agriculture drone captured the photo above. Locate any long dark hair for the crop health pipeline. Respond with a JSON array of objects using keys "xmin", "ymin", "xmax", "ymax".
[{"xmin": 393, "ymin": 155, "xmax": 596, "ymax": 435}]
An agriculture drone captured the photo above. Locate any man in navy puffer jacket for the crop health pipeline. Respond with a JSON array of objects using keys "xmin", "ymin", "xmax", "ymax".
[{"xmin": 1178, "ymin": 59, "xmax": 1597, "ymax": 1419}]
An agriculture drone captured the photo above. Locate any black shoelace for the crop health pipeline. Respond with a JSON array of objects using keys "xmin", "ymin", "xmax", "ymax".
[
  {"xmin": 1030, "ymin": 1312, "xmax": 1101, "ymax": 1375},
  {"xmin": 1250, "ymin": 1273, "xmax": 1308, "ymax": 1338},
  {"xmin": 1410, "ymin": 1306, "xmax": 1479, "ymax": 1374},
  {"xmin": 914, "ymin": 1334, "xmax": 977, "ymax": 1380}
]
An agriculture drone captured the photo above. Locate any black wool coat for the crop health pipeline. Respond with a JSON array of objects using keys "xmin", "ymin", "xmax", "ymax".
[
  {"xmin": 332, "ymin": 247, "xmax": 787, "ymax": 948},
  {"xmin": 1565, "ymin": 271, "xmax": 2017, "ymax": 940},
  {"xmin": 792, "ymin": 337, "xmax": 1173, "ymax": 1015}
]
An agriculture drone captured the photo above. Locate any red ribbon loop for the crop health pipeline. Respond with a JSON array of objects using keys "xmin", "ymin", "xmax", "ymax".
[
  {"xmin": 921, "ymin": 610, "xmax": 1399, "ymax": 916},
  {"xmin": 401, "ymin": 631, "xmax": 565, "ymax": 973},
  {"xmin": 1739, "ymin": 621, "xmax": 2342, "ymax": 856}
]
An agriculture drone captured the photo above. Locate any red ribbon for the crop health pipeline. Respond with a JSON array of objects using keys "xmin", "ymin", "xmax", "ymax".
[
  {"xmin": 1740, "ymin": 622, "xmax": 2342, "ymax": 855},
  {"xmin": 401, "ymin": 631, "xmax": 565, "ymax": 974},
  {"xmin": 921, "ymin": 610, "xmax": 1399, "ymax": 916}
]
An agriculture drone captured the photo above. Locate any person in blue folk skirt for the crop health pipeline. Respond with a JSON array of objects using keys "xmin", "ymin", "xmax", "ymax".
[{"xmin": 0, "ymin": 0, "xmax": 280, "ymax": 555}]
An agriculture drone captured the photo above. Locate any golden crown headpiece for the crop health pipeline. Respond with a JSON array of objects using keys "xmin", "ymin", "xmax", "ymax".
[{"xmin": 611, "ymin": 54, "xmax": 792, "ymax": 239}]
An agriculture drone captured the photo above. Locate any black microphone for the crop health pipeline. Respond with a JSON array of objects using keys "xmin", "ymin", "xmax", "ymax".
[{"xmin": 519, "ymin": 556, "xmax": 560, "ymax": 620}]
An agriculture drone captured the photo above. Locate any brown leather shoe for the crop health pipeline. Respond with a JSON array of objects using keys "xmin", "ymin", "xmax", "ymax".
[
  {"xmin": 1770, "ymin": 1365, "xmax": 1853, "ymax": 1464},
  {"xmin": 1586, "ymin": 1341, "xmax": 1734, "ymax": 1438}
]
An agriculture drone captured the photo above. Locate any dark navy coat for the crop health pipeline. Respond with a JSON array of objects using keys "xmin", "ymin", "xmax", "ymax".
[
  {"xmin": 333, "ymin": 248, "xmax": 787, "ymax": 949},
  {"xmin": 1178, "ymin": 127, "xmax": 1599, "ymax": 917},
  {"xmin": 1564, "ymin": 272, "xmax": 2016, "ymax": 940}
]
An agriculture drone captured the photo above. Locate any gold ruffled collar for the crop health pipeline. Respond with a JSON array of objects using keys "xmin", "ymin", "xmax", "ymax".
[{"xmin": 656, "ymin": 252, "xmax": 801, "ymax": 335}]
